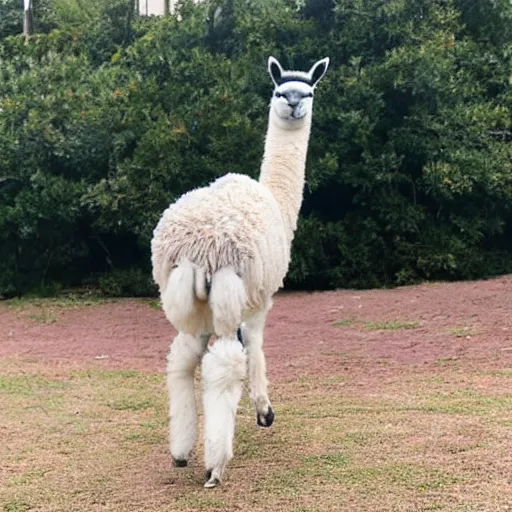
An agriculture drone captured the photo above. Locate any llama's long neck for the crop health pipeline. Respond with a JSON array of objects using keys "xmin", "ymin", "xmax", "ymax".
[{"xmin": 259, "ymin": 112, "xmax": 312, "ymax": 245}]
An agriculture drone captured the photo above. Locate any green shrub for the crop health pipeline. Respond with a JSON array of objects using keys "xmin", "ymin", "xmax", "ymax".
[
  {"xmin": 98, "ymin": 268, "xmax": 157, "ymax": 297},
  {"xmin": 0, "ymin": 0, "xmax": 511, "ymax": 296}
]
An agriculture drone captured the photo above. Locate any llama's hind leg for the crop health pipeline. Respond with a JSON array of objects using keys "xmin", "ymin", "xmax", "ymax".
[
  {"xmin": 242, "ymin": 308, "xmax": 274, "ymax": 427},
  {"xmin": 167, "ymin": 332, "xmax": 207, "ymax": 467},
  {"xmin": 201, "ymin": 336, "xmax": 247, "ymax": 488}
]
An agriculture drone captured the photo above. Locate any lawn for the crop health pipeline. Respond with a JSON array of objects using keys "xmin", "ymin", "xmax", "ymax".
[
  {"xmin": 2, "ymin": 359, "xmax": 512, "ymax": 511},
  {"xmin": 2, "ymin": 278, "xmax": 512, "ymax": 511}
]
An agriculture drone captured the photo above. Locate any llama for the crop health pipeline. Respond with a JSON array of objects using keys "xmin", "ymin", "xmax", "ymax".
[{"xmin": 151, "ymin": 55, "xmax": 329, "ymax": 488}]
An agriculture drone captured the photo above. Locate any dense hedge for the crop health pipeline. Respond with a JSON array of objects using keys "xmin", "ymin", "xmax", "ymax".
[{"xmin": 1, "ymin": 0, "xmax": 511, "ymax": 297}]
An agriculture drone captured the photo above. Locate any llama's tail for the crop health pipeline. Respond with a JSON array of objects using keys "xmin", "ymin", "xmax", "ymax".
[{"xmin": 162, "ymin": 262, "xmax": 246, "ymax": 336}]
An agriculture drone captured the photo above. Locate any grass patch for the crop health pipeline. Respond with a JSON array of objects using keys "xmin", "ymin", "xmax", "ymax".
[
  {"xmin": 108, "ymin": 398, "xmax": 154, "ymax": 411},
  {"xmin": 446, "ymin": 326, "xmax": 476, "ymax": 337},
  {"xmin": 479, "ymin": 369, "xmax": 512, "ymax": 377},
  {"xmin": 6, "ymin": 295, "xmax": 117, "ymax": 325},
  {"xmin": 125, "ymin": 433, "xmax": 142, "ymax": 440},
  {"xmin": 25, "ymin": 311, "xmax": 58, "ymax": 324},
  {"xmin": 6, "ymin": 295, "xmax": 114, "ymax": 310},
  {"xmin": 174, "ymin": 493, "xmax": 227, "ymax": 510},
  {"xmin": 333, "ymin": 319, "xmax": 354, "ymax": 327},
  {"xmin": 0, "ymin": 374, "xmax": 68, "ymax": 396},
  {"xmin": 89, "ymin": 369, "xmax": 138, "ymax": 379},
  {"xmin": 364, "ymin": 320, "xmax": 420, "ymax": 331},
  {"xmin": 144, "ymin": 299, "xmax": 161, "ymax": 310},
  {"xmin": 303, "ymin": 452, "xmax": 350, "ymax": 469},
  {"xmin": 2, "ymin": 362, "xmax": 512, "ymax": 511},
  {"xmin": 333, "ymin": 318, "xmax": 422, "ymax": 331},
  {"xmin": 435, "ymin": 357, "xmax": 459, "ymax": 367},
  {"xmin": 3, "ymin": 500, "xmax": 32, "ymax": 512},
  {"xmin": 418, "ymin": 389, "xmax": 512, "ymax": 415}
]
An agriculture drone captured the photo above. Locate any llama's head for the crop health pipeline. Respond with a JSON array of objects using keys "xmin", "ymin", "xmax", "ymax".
[{"xmin": 268, "ymin": 56, "xmax": 329, "ymax": 128}]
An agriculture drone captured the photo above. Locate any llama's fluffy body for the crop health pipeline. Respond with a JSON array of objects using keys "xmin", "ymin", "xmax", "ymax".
[
  {"xmin": 151, "ymin": 173, "xmax": 289, "ymax": 312},
  {"xmin": 150, "ymin": 55, "xmax": 329, "ymax": 488}
]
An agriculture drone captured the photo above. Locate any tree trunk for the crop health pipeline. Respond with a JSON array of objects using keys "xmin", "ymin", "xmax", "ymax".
[
  {"xmin": 23, "ymin": 0, "xmax": 33, "ymax": 38},
  {"xmin": 123, "ymin": 0, "xmax": 136, "ymax": 45}
]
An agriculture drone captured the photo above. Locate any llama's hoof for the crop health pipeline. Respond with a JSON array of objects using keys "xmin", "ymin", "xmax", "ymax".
[
  {"xmin": 204, "ymin": 470, "xmax": 221, "ymax": 488},
  {"xmin": 173, "ymin": 458, "xmax": 188, "ymax": 468},
  {"xmin": 257, "ymin": 406, "xmax": 275, "ymax": 427}
]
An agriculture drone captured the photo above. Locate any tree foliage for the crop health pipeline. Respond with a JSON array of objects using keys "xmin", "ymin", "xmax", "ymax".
[
  {"xmin": 0, "ymin": 0, "xmax": 23, "ymax": 39},
  {"xmin": 0, "ymin": 0, "xmax": 511, "ymax": 296}
]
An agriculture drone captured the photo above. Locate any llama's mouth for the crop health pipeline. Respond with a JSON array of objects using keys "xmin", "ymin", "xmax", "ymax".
[{"xmin": 291, "ymin": 110, "xmax": 306, "ymax": 120}]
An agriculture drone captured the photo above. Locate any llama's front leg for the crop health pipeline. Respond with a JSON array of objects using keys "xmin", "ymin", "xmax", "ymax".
[
  {"xmin": 167, "ymin": 332, "xmax": 206, "ymax": 467},
  {"xmin": 201, "ymin": 336, "xmax": 247, "ymax": 488},
  {"xmin": 242, "ymin": 309, "xmax": 274, "ymax": 427}
]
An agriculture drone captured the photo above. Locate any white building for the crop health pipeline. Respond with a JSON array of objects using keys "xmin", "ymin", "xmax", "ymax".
[
  {"xmin": 139, "ymin": 0, "xmax": 202, "ymax": 15},
  {"xmin": 139, "ymin": 0, "xmax": 169, "ymax": 16}
]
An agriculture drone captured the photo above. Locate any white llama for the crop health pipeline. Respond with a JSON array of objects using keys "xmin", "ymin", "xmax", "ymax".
[{"xmin": 151, "ymin": 55, "xmax": 329, "ymax": 488}]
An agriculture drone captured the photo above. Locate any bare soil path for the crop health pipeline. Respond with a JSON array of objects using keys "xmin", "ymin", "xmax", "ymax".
[{"xmin": 2, "ymin": 276, "xmax": 512, "ymax": 379}]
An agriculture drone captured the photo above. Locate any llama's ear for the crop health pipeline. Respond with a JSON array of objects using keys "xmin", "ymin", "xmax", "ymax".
[
  {"xmin": 309, "ymin": 57, "xmax": 330, "ymax": 87},
  {"xmin": 268, "ymin": 56, "xmax": 284, "ymax": 86}
]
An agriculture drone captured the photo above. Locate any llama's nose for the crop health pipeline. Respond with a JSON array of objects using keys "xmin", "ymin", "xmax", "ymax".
[{"xmin": 286, "ymin": 92, "xmax": 301, "ymax": 108}]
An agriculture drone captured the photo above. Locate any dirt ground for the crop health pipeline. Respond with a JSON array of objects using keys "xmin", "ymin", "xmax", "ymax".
[
  {"xmin": 2, "ymin": 275, "xmax": 512, "ymax": 380},
  {"xmin": 2, "ymin": 276, "xmax": 512, "ymax": 512}
]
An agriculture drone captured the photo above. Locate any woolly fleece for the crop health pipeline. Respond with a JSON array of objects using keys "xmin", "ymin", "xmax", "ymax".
[{"xmin": 151, "ymin": 173, "xmax": 289, "ymax": 311}]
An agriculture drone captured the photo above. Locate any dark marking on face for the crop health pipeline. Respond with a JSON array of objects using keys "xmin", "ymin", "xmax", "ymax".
[
  {"xmin": 275, "ymin": 90, "xmax": 314, "ymax": 100},
  {"xmin": 274, "ymin": 74, "xmax": 313, "ymax": 86}
]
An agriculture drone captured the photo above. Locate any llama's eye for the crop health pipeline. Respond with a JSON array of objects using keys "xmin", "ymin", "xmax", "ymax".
[
  {"xmin": 275, "ymin": 92, "xmax": 283, "ymax": 98},
  {"xmin": 306, "ymin": 92, "xmax": 314, "ymax": 98}
]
